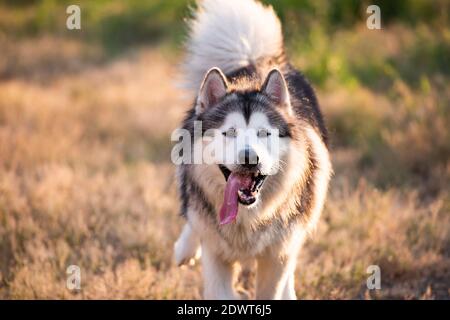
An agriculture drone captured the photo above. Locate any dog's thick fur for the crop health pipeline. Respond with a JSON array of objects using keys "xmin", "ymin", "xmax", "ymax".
[{"xmin": 174, "ymin": 0, "xmax": 332, "ymax": 300}]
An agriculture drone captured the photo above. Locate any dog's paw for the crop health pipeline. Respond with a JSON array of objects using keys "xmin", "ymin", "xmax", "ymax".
[
  {"xmin": 236, "ymin": 287, "xmax": 251, "ymax": 300},
  {"xmin": 174, "ymin": 243, "xmax": 201, "ymax": 267}
]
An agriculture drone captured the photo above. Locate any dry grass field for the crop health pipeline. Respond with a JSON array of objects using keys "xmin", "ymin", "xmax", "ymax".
[{"xmin": 0, "ymin": 1, "xmax": 449, "ymax": 299}]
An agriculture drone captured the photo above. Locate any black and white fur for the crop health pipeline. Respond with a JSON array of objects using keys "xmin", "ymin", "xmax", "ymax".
[{"xmin": 174, "ymin": 0, "xmax": 332, "ymax": 300}]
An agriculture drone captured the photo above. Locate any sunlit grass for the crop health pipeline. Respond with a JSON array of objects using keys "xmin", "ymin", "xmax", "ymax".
[{"xmin": 0, "ymin": 0, "xmax": 448, "ymax": 299}]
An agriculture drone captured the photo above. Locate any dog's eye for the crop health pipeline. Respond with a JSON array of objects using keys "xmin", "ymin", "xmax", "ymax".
[
  {"xmin": 222, "ymin": 127, "xmax": 237, "ymax": 137},
  {"xmin": 257, "ymin": 128, "xmax": 271, "ymax": 138}
]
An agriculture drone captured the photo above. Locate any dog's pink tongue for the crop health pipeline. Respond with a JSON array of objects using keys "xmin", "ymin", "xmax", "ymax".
[{"xmin": 219, "ymin": 173, "xmax": 252, "ymax": 225}]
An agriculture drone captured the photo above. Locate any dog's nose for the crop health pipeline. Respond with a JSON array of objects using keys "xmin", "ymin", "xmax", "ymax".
[{"xmin": 239, "ymin": 147, "xmax": 259, "ymax": 168}]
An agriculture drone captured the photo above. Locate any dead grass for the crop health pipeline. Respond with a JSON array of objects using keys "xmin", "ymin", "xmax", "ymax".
[{"xmin": 0, "ymin": 31, "xmax": 448, "ymax": 299}]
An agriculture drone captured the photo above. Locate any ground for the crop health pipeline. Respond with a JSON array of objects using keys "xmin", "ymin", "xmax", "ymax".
[{"xmin": 0, "ymin": 1, "xmax": 449, "ymax": 299}]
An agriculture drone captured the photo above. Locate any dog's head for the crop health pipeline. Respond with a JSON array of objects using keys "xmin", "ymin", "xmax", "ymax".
[{"xmin": 193, "ymin": 67, "xmax": 299, "ymax": 224}]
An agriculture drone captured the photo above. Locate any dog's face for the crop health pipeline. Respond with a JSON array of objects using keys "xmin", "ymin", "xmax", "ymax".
[{"xmin": 193, "ymin": 68, "xmax": 296, "ymax": 223}]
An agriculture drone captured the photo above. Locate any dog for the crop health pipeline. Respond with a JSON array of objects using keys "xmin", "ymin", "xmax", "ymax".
[{"xmin": 173, "ymin": 0, "xmax": 332, "ymax": 300}]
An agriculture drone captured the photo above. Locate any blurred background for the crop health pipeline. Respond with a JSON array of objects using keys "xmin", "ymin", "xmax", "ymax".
[{"xmin": 0, "ymin": 0, "xmax": 449, "ymax": 299}]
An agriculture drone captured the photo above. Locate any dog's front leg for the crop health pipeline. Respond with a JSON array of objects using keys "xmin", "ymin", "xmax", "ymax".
[
  {"xmin": 255, "ymin": 250, "xmax": 297, "ymax": 300},
  {"xmin": 256, "ymin": 230, "xmax": 305, "ymax": 300},
  {"xmin": 281, "ymin": 272, "xmax": 297, "ymax": 300},
  {"xmin": 201, "ymin": 244, "xmax": 239, "ymax": 300}
]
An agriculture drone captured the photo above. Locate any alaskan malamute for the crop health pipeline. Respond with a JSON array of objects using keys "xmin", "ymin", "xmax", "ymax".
[{"xmin": 173, "ymin": 0, "xmax": 332, "ymax": 299}]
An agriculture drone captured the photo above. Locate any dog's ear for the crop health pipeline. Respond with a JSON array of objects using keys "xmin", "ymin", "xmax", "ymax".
[
  {"xmin": 196, "ymin": 68, "xmax": 228, "ymax": 114},
  {"xmin": 261, "ymin": 69, "xmax": 292, "ymax": 113}
]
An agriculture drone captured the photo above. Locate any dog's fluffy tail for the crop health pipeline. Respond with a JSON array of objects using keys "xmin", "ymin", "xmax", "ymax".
[{"xmin": 183, "ymin": 0, "xmax": 284, "ymax": 91}]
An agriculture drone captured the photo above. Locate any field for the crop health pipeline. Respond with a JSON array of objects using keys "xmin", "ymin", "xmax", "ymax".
[{"xmin": 0, "ymin": 0, "xmax": 449, "ymax": 299}]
